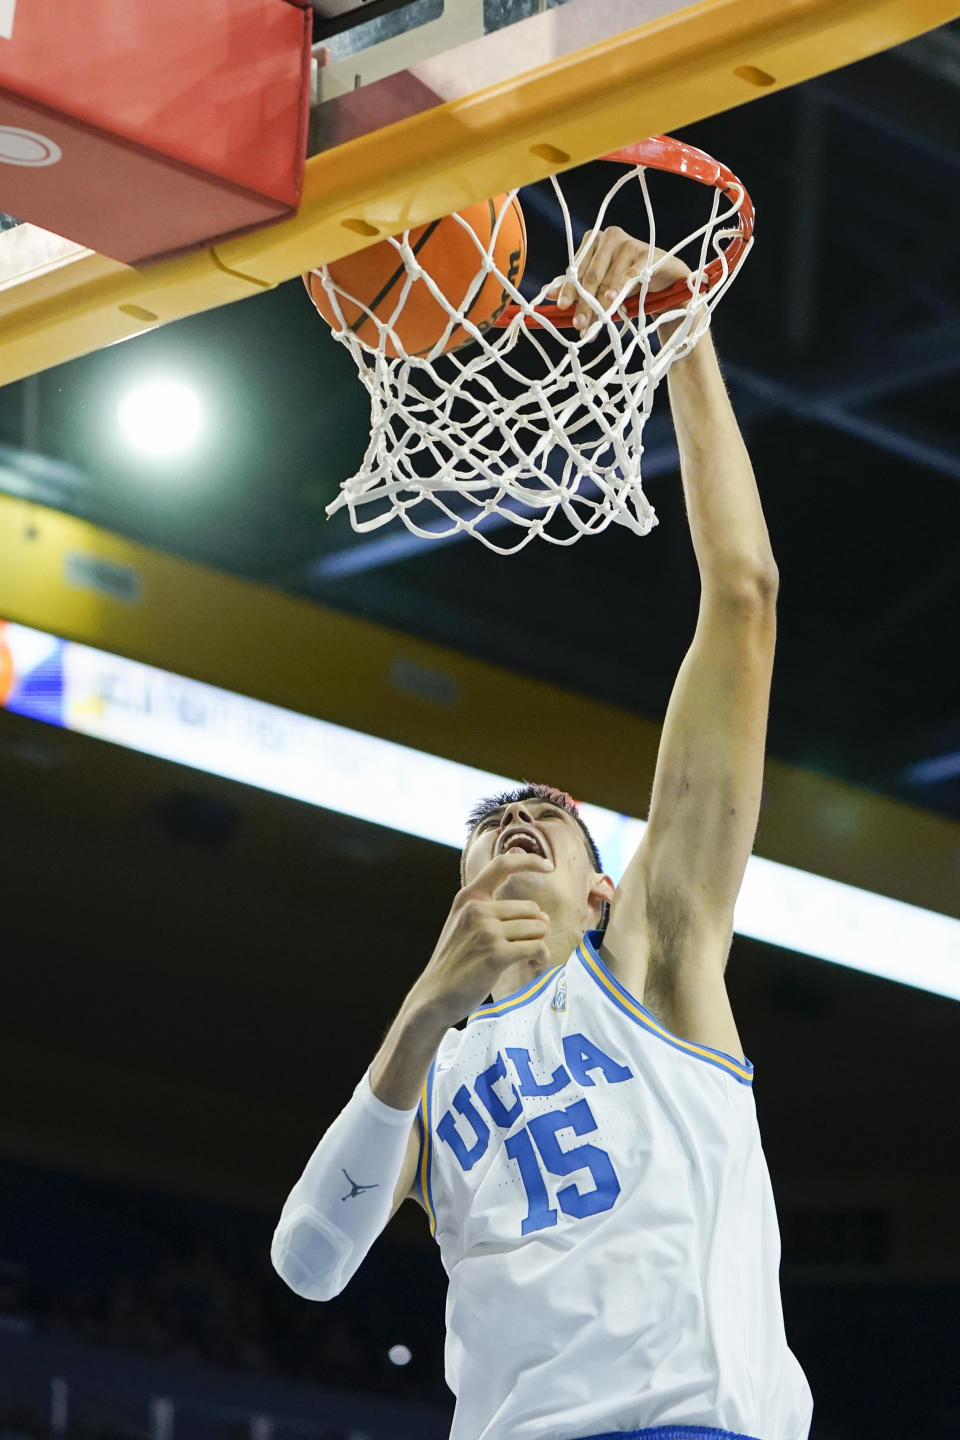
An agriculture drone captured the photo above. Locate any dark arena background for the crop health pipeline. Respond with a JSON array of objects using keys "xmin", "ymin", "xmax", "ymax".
[{"xmin": 1, "ymin": 7, "xmax": 960, "ymax": 1440}]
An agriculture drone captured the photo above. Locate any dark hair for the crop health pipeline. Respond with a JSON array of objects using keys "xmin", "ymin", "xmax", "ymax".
[{"xmin": 462, "ymin": 782, "xmax": 604, "ymax": 878}]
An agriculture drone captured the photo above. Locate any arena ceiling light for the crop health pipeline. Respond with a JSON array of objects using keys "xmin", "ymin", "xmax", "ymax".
[
  {"xmin": 117, "ymin": 379, "xmax": 202, "ymax": 457},
  {"xmin": 1, "ymin": 617, "xmax": 958, "ymax": 1002}
]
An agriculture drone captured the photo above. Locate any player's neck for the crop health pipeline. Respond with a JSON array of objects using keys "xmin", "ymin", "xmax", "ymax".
[{"xmin": 489, "ymin": 922, "xmax": 582, "ymax": 1002}]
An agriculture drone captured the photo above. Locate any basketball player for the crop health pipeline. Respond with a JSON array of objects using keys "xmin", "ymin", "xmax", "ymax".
[{"xmin": 272, "ymin": 227, "xmax": 814, "ymax": 1440}]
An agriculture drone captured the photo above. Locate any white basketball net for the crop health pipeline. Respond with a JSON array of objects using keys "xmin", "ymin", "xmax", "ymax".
[{"xmin": 315, "ymin": 150, "xmax": 752, "ymax": 553}]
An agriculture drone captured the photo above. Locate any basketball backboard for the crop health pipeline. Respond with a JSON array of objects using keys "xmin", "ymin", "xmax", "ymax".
[
  {"xmin": 2, "ymin": 0, "xmax": 958, "ymax": 384},
  {"xmin": 312, "ymin": 0, "xmax": 710, "ymax": 123}
]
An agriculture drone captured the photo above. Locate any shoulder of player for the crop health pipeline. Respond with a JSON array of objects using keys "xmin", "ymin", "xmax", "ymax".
[
  {"xmin": 594, "ymin": 887, "xmax": 743, "ymax": 1063},
  {"xmin": 604, "ymin": 851, "xmax": 731, "ymax": 991},
  {"xmin": 598, "ymin": 859, "xmax": 657, "ymax": 999}
]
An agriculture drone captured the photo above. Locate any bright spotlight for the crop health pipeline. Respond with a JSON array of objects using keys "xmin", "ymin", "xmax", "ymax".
[
  {"xmin": 118, "ymin": 380, "xmax": 202, "ymax": 456},
  {"xmin": 388, "ymin": 1344, "xmax": 412, "ymax": 1366}
]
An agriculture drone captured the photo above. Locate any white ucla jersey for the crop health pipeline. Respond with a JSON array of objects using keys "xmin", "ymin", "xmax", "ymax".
[{"xmin": 414, "ymin": 931, "xmax": 812, "ymax": 1440}]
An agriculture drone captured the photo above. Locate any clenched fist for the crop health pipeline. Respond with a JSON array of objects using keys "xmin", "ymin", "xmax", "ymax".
[{"xmin": 410, "ymin": 849, "xmax": 554, "ymax": 1027}]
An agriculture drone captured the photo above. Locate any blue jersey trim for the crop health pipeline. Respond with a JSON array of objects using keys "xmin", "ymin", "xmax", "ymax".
[
  {"xmin": 578, "ymin": 1427, "xmax": 760, "ymax": 1440},
  {"xmin": 415, "ymin": 1057, "xmax": 438, "ymax": 1236},
  {"xmin": 466, "ymin": 963, "xmax": 565, "ymax": 1025},
  {"xmin": 578, "ymin": 931, "xmax": 754, "ymax": 1086}
]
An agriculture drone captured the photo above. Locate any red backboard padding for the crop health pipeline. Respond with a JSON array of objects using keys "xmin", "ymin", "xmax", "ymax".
[{"xmin": 0, "ymin": 0, "xmax": 311, "ymax": 265}]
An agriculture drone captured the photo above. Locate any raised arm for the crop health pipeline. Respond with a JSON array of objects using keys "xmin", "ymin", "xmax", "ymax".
[{"xmin": 570, "ymin": 230, "xmax": 778, "ymax": 1060}]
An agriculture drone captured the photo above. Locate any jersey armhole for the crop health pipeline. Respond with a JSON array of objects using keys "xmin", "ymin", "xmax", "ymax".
[
  {"xmin": 408, "ymin": 1106, "xmax": 426, "ymax": 1210},
  {"xmin": 411, "ymin": 1059, "xmax": 437, "ymax": 1234},
  {"xmin": 579, "ymin": 930, "xmax": 755, "ymax": 1087}
]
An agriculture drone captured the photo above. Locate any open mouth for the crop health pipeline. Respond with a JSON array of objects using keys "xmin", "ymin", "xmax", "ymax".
[{"xmin": 496, "ymin": 827, "xmax": 547, "ymax": 859}]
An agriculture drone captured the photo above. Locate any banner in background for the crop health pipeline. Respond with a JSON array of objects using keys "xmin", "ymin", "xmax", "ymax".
[{"xmin": 1, "ymin": 617, "xmax": 958, "ymax": 1000}]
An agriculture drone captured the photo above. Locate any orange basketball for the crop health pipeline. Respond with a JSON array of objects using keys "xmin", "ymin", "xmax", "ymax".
[{"xmin": 304, "ymin": 195, "xmax": 526, "ymax": 358}]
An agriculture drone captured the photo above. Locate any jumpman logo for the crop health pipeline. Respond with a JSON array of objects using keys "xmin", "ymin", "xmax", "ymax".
[{"xmin": 341, "ymin": 1169, "xmax": 379, "ymax": 1201}]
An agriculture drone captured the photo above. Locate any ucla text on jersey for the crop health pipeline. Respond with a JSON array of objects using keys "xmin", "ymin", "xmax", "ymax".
[{"xmin": 434, "ymin": 1030, "xmax": 631, "ymax": 1234}]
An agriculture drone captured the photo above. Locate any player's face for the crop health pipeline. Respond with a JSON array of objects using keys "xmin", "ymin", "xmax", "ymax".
[{"xmin": 463, "ymin": 799, "xmax": 602, "ymax": 928}]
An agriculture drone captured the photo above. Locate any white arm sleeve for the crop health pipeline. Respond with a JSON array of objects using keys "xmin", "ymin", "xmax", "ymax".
[{"xmin": 271, "ymin": 1067, "xmax": 418, "ymax": 1302}]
